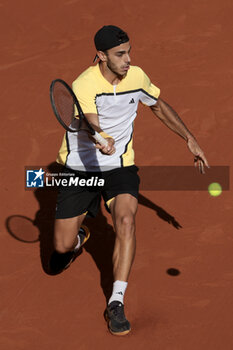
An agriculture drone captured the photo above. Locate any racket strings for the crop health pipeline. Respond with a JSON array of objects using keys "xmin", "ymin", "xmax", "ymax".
[{"xmin": 53, "ymin": 82, "xmax": 79, "ymax": 131}]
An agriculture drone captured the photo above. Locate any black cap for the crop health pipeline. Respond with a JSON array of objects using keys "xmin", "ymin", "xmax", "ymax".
[{"xmin": 93, "ymin": 25, "xmax": 129, "ymax": 62}]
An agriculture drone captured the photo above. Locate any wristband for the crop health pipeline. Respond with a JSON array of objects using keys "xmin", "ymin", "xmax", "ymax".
[{"xmin": 99, "ymin": 131, "xmax": 113, "ymax": 139}]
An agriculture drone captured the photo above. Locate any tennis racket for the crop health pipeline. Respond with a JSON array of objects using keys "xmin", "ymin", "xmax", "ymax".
[{"xmin": 49, "ymin": 79, "xmax": 108, "ymax": 147}]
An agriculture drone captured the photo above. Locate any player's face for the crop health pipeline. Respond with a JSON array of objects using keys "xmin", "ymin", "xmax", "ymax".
[{"xmin": 105, "ymin": 42, "xmax": 131, "ymax": 77}]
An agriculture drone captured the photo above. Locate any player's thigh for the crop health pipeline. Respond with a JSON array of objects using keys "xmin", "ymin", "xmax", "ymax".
[
  {"xmin": 54, "ymin": 213, "xmax": 86, "ymax": 248},
  {"xmin": 103, "ymin": 165, "xmax": 140, "ymax": 216}
]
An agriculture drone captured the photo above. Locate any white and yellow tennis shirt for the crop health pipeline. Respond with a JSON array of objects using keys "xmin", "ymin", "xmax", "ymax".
[{"xmin": 56, "ymin": 64, "xmax": 160, "ymax": 171}]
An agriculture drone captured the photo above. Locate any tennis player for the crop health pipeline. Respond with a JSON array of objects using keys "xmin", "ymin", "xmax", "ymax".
[{"xmin": 50, "ymin": 25, "xmax": 209, "ymax": 336}]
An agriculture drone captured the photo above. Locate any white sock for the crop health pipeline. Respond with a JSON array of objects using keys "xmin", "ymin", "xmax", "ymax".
[
  {"xmin": 74, "ymin": 234, "xmax": 81, "ymax": 251},
  {"xmin": 108, "ymin": 280, "xmax": 128, "ymax": 305},
  {"xmin": 74, "ymin": 227, "xmax": 86, "ymax": 251}
]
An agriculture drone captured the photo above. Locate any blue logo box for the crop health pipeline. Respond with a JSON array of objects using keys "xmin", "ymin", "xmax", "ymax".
[{"xmin": 26, "ymin": 169, "xmax": 45, "ymax": 188}]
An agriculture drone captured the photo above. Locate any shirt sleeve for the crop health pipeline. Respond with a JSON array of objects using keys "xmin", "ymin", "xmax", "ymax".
[
  {"xmin": 140, "ymin": 69, "xmax": 160, "ymax": 106},
  {"xmin": 72, "ymin": 77, "xmax": 98, "ymax": 115}
]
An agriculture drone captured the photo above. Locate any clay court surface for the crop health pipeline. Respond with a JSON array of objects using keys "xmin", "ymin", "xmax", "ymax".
[{"xmin": 1, "ymin": 0, "xmax": 233, "ymax": 349}]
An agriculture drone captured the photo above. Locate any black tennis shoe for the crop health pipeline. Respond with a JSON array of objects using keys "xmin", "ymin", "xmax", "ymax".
[{"xmin": 105, "ymin": 301, "xmax": 131, "ymax": 336}]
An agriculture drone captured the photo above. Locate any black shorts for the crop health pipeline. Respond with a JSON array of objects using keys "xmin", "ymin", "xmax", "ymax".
[{"xmin": 55, "ymin": 165, "xmax": 140, "ymax": 219}]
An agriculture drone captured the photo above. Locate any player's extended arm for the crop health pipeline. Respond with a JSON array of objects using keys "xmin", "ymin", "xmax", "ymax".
[
  {"xmin": 85, "ymin": 113, "xmax": 115, "ymax": 155},
  {"xmin": 150, "ymin": 98, "xmax": 209, "ymax": 174}
]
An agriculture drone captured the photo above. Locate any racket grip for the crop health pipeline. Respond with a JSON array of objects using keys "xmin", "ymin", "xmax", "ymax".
[{"xmin": 93, "ymin": 132, "xmax": 109, "ymax": 147}]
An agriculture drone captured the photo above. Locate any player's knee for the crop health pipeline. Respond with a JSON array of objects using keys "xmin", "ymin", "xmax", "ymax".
[
  {"xmin": 54, "ymin": 240, "xmax": 72, "ymax": 254},
  {"xmin": 116, "ymin": 214, "xmax": 135, "ymax": 240},
  {"xmin": 121, "ymin": 214, "xmax": 134, "ymax": 228}
]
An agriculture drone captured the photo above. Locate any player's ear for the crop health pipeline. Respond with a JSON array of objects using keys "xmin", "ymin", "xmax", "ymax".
[{"xmin": 97, "ymin": 50, "xmax": 107, "ymax": 62}]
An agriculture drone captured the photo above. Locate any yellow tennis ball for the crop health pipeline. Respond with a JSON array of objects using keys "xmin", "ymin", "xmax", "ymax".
[{"xmin": 208, "ymin": 182, "xmax": 222, "ymax": 197}]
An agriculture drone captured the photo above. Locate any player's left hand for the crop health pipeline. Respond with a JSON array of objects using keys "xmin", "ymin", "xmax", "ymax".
[
  {"xmin": 95, "ymin": 137, "xmax": 116, "ymax": 155},
  {"xmin": 186, "ymin": 136, "xmax": 210, "ymax": 174}
]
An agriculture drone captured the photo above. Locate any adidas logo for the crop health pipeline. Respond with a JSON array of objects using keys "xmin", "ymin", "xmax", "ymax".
[
  {"xmin": 116, "ymin": 291, "xmax": 123, "ymax": 295},
  {"xmin": 129, "ymin": 98, "xmax": 135, "ymax": 104}
]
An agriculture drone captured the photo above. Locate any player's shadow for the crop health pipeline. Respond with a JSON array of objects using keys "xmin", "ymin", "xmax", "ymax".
[
  {"xmin": 5, "ymin": 161, "xmax": 182, "ymax": 303},
  {"xmin": 138, "ymin": 194, "xmax": 182, "ymax": 230},
  {"xmin": 83, "ymin": 213, "xmax": 115, "ymax": 302}
]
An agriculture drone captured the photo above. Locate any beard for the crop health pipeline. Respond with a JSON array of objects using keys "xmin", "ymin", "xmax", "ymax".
[{"xmin": 107, "ymin": 60, "xmax": 126, "ymax": 77}]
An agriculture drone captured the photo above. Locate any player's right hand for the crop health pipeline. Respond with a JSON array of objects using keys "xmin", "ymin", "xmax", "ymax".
[
  {"xmin": 186, "ymin": 136, "xmax": 210, "ymax": 174},
  {"xmin": 95, "ymin": 137, "xmax": 116, "ymax": 155}
]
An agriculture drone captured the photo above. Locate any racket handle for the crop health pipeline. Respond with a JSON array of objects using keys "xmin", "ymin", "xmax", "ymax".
[{"xmin": 93, "ymin": 132, "xmax": 109, "ymax": 147}]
